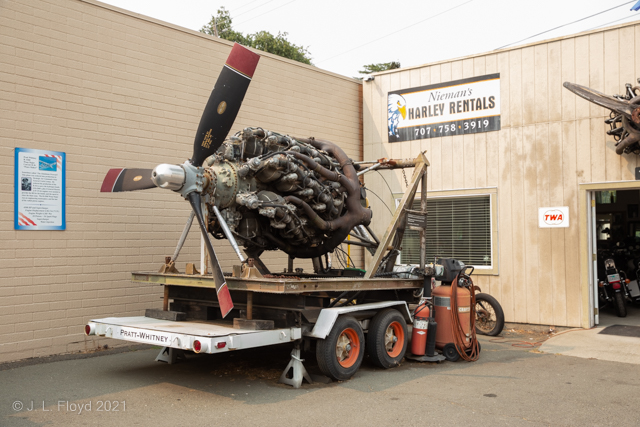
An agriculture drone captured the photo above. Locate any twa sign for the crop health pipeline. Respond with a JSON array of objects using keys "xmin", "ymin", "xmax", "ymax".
[{"xmin": 538, "ymin": 207, "xmax": 570, "ymax": 228}]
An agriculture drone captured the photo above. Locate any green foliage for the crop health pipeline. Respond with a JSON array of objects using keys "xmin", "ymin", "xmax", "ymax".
[
  {"xmin": 200, "ymin": 7, "xmax": 312, "ymax": 65},
  {"xmin": 251, "ymin": 31, "xmax": 312, "ymax": 65},
  {"xmin": 358, "ymin": 61, "xmax": 401, "ymax": 75}
]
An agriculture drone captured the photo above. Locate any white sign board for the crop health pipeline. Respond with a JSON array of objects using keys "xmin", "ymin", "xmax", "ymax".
[
  {"xmin": 388, "ymin": 73, "xmax": 500, "ymax": 142},
  {"xmin": 14, "ymin": 148, "xmax": 66, "ymax": 230},
  {"xmin": 538, "ymin": 206, "xmax": 569, "ymax": 228}
]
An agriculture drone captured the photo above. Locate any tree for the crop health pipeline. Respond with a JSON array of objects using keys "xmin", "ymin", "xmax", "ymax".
[
  {"xmin": 358, "ymin": 61, "xmax": 401, "ymax": 75},
  {"xmin": 200, "ymin": 8, "xmax": 312, "ymax": 65}
]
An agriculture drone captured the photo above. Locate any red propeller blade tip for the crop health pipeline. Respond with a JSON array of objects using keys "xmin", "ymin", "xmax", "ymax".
[
  {"xmin": 226, "ymin": 43, "xmax": 260, "ymax": 79},
  {"xmin": 101, "ymin": 168, "xmax": 123, "ymax": 192},
  {"xmin": 217, "ymin": 283, "xmax": 234, "ymax": 318}
]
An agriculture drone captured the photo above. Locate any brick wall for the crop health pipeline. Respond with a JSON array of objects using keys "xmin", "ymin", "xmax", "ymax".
[{"xmin": 0, "ymin": 0, "xmax": 363, "ymax": 362}]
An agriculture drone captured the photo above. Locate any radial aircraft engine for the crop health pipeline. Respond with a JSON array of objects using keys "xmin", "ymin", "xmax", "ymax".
[
  {"xmin": 100, "ymin": 44, "xmax": 372, "ymax": 317},
  {"xmin": 564, "ymin": 79, "xmax": 640, "ymax": 155}
]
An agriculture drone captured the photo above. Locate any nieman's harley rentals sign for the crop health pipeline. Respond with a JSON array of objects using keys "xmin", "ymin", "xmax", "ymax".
[{"xmin": 387, "ymin": 73, "xmax": 501, "ymax": 142}]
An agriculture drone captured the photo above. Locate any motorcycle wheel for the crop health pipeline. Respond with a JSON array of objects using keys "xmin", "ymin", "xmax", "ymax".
[
  {"xmin": 614, "ymin": 292, "xmax": 627, "ymax": 317},
  {"xmin": 475, "ymin": 293, "xmax": 505, "ymax": 336}
]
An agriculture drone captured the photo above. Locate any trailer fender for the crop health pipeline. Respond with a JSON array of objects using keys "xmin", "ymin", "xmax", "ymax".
[{"xmin": 305, "ymin": 301, "xmax": 411, "ymax": 339}]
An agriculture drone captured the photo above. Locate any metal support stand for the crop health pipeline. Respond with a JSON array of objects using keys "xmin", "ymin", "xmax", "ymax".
[
  {"xmin": 278, "ymin": 342, "xmax": 312, "ymax": 389},
  {"xmin": 155, "ymin": 347, "xmax": 186, "ymax": 364}
]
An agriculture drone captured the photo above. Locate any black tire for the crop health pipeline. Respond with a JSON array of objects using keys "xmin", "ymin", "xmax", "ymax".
[
  {"xmin": 475, "ymin": 293, "xmax": 505, "ymax": 336},
  {"xmin": 366, "ymin": 308, "xmax": 408, "ymax": 369},
  {"xmin": 443, "ymin": 343, "xmax": 460, "ymax": 362},
  {"xmin": 316, "ymin": 315, "xmax": 365, "ymax": 381},
  {"xmin": 614, "ymin": 292, "xmax": 627, "ymax": 317}
]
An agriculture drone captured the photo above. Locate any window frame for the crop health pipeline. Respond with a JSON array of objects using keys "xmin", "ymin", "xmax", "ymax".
[{"xmin": 394, "ymin": 187, "xmax": 499, "ymax": 275}]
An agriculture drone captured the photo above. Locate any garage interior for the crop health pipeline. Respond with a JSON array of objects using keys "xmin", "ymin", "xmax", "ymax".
[{"xmin": 594, "ymin": 189, "xmax": 640, "ymax": 322}]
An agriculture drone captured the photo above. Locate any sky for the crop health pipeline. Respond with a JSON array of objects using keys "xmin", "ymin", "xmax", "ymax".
[{"xmin": 98, "ymin": 0, "xmax": 640, "ymax": 78}]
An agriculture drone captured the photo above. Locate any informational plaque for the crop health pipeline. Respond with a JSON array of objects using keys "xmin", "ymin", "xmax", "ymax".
[
  {"xmin": 14, "ymin": 148, "xmax": 66, "ymax": 230},
  {"xmin": 406, "ymin": 211, "xmax": 427, "ymax": 231}
]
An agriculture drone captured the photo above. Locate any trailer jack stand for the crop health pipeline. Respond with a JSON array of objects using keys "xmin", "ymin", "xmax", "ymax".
[
  {"xmin": 279, "ymin": 342, "xmax": 312, "ymax": 389},
  {"xmin": 155, "ymin": 347, "xmax": 186, "ymax": 364}
]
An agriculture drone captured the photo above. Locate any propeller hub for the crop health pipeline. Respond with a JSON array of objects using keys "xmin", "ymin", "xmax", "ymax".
[{"xmin": 152, "ymin": 164, "xmax": 186, "ymax": 191}]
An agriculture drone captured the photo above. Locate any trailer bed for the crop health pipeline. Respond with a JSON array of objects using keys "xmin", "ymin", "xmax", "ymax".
[{"xmin": 132, "ymin": 272, "xmax": 423, "ymax": 293}]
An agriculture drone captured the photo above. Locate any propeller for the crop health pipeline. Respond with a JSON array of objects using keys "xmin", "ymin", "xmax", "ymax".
[
  {"xmin": 191, "ymin": 44, "xmax": 260, "ymax": 167},
  {"xmin": 100, "ymin": 43, "xmax": 260, "ymax": 317},
  {"xmin": 100, "ymin": 168, "xmax": 155, "ymax": 192},
  {"xmin": 563, "ymin": 82, "xmax": 638, "ymax": 118}
]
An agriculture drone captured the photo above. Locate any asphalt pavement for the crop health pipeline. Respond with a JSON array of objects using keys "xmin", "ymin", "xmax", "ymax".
[{"xmin": 2, "ymin": 315, "xmax": 640, "ymax": 427}]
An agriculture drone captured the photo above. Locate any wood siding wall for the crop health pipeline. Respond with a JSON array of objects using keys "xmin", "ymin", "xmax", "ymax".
[{"xmin": 363, "ymin": 21, "xmax": 640, "ymax": 328}]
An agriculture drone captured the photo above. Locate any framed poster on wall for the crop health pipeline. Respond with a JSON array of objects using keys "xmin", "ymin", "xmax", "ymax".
[{"xmin": 14, "ymin": 148, "xmax": 66, "ymax": 230}]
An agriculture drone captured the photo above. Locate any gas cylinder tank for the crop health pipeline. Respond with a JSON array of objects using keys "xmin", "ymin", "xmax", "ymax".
[
  {"xmin": 433, "ymin": 283, "xmax": 471, "ymax": 350},
  {"xmin": 411, "ymin": 302, "xmax": 430, "ymax": 356}
]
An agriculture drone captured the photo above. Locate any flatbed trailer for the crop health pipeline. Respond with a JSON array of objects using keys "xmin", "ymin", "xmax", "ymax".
[
  {"xmin": 86, "ymin": 152, "xmax": 473, "ymax": 386},
  {"xmin": 87, "ymin": 272, "xmax": 438, "ymax": 387}
]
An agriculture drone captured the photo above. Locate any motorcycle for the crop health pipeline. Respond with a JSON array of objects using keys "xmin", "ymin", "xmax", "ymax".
[
  {"xmin": 597, "ymin": 249, "xmax": 627, "ymax": 317},
  {"xmin": 614, "ymin": 241, "xmax": 640, "ymax": 305},
  {"xmin": 474, "ymin": 292, "xmax": 505, "ymax": 336}
]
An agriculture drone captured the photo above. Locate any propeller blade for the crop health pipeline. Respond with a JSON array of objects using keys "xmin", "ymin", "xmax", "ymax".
[
  {"xmin": 563, "ymin": 82, "xmax": 636, "ymax": 118},
  {"xmin": 187, "ymin": 192, "xmax": 234, "ymax": 318},
  {"xmin": 191, "ymin": 43, "xmax": 260, "ymax": 167},
  {"xmin": 100, "ymin": 168, "xmax": 156, "ymax": 192}
]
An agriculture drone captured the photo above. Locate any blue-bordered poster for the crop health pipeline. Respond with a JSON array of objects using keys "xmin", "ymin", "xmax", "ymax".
[
  {"xmin": 14, "ymin": 148, "xmax": 66, "ymax": 230},
  {"xmin": 388, "ymin": 73, "xmax": 501, "ymax": 142}
]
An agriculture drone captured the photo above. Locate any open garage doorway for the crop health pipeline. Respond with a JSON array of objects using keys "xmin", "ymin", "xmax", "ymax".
[{"xmin": 591, "ymin": 188, "xmax": 640, "ymax": 325}]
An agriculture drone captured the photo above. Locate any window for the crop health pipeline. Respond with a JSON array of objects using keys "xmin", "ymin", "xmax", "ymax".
[{"xmin": 400, "ymin": 194, "xmax": 494, "ymax": 269}]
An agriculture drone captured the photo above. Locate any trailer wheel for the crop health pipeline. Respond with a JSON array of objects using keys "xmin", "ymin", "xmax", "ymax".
[
  {"xmin": 366, "ymin": 308, "xmax": 408, "ymax": 369},
  {"xmin": 316, "ymin": 315, "xmax": 364, "ymax": 381}
]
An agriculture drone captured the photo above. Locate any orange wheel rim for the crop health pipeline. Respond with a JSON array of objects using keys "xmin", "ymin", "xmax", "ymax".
[
  {"xmin": 336, "ymin": 328, "xmax": 360, "ymax": 368},
  {"xmin": 385, "ymin": 321, "xmax": 405, "ymax": 357}
]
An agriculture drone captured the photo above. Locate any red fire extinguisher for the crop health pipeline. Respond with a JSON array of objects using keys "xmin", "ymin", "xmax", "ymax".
[{"xmin": 411, "ymin": 302, "xmax": 430, "ymax": 356}]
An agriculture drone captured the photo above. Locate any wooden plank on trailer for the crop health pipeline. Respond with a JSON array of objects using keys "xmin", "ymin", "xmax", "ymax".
[{"xmin": 145, "ymin": 309, "xmax": 186, "ymax": 322}]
